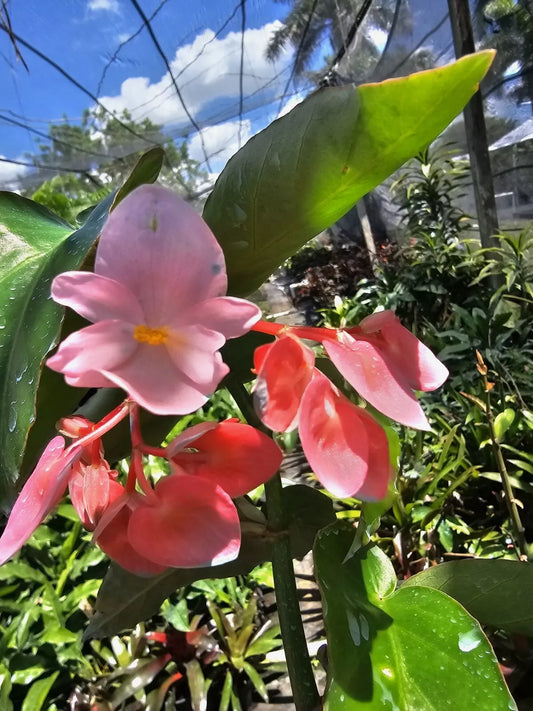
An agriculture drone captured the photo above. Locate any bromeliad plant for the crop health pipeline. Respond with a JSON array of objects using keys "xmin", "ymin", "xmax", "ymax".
[{"xmin": 0, "ymin": 52, "xmax": 529, "ymax": 710}]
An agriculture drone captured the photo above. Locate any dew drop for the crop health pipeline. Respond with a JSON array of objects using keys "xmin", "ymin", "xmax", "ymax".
[
  {"xmin": 458, "ymin": 629, "xmax": 482, "ymax": 653},
  {"xmin": 8, "ymin": 404, "xmax": 17, "ymax": 432}
]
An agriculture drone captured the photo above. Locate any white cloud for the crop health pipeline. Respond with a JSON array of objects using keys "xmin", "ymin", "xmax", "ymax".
[
  {"xmin": 98, "ymin": 22, "xmax": 292, "ymax": 130},
  {"xmin": 0, "ymin": 157, "xmax": 29, "ymax": 186},
  {"xmin": 277, "ymin": 93, "xmax": 305, "ymax": 119},
  {"xmin": 189, "ymin": 120, "xmax": 251, "ymax": 168},
  {"xmin": 88, "ymin": 0, "xmax": 120, "ymax": 12}
]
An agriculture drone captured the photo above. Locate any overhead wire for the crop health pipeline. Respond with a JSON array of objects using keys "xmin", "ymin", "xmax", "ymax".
[
  {"xmin": 105, "ymin": 0, "xmax": 243, "ymax": 121},
  {"xmin": 327, "ymin": 0, "xmax": 374, "ymax": 76},
  {"xmin": 276, "ymin": 0, "xmax": 319, "ymax": 116},
  {"xmin": 238, "ymin": 0, "xmax": 246, "ymax": 147},
  {"xmin": 0, "ymin": 112, "xmax": 118, "ymax": 161},
  {"xmin": 371, "ymin": 0, "xmax": 402, "ymax": 79},
  {"xmin": 96, "ymin": 0, "xmax": 169, "ymax": 98},
  {"xmin": 388, "ymin": 12, "xmax": 449, "ymax": 77},
  {"xmin": 0, "ymin": 156, "xmax": 103, "ymax": 187},
  {"xmin": 0, "ymin": 23, "xmax": 163, "ymax": 151},
  {"xmin": 127, "ymin": 0, "xmax": 213, "ymax": 171}
]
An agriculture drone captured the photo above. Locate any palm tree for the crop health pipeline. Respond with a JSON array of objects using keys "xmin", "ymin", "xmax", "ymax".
[
  {"xmin": 266, "ymin": 0, "xmax": 435, "ymax": 86},
  {"xmin": 474, "ymin": 0, "xmax": 533, "ymax": 114}
]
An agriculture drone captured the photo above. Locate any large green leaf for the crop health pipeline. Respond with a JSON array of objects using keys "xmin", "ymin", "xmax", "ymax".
[
  {"xmin": 403, "ymin": 559, "xmax": 533, "ymax": 637},
  {"xmin": 0, "ymin": 193, "xmax": 113, "ymax": 507},
  {"xmin": 314, "ymin": 522, "xmax": 516, "ymax": 710},
  {"xmin": 111, "ymin": 146, "xmax": 165, "ymax": 210},
  {"xmin": 204, "ymin": 51, "xmax": 495, "ymax": 295},
  {"xmin": 86, "ymin": 485, "xmax": 334, "ymax": 638}
]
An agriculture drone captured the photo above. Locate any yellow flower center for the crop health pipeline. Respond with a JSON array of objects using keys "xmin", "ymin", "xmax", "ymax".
[{"xmin": 133, "ymin": 325, "xmax": 169, "ymax": 346}]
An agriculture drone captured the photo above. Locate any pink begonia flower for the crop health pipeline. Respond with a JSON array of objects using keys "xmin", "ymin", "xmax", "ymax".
[
  {"xmin": 299, "ymin": 372, "xmax": 391, "ymax": 500},
  {"xmin": 0, "ymin": 437, "xmax": 82, "ymax": 565},
  {"xmin": 252, "ymin": 334, "xmax": 315, "ymax": 432},
  {"xmin": 323, "ymin": 310, "xmax": 449, "ymax": 430},
  {"xmin": 47, "ymin": 184, "xmax": 261, "ymax": 415},
  {"xmin": 253, "ymin": 335, "xmax": 391, "ymax": 501}
]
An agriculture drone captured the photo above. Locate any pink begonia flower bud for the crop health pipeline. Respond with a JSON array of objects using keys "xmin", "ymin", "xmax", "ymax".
[
  {"xmin": 252, "ymin": 334, "xmax": 315, "ymax": 432},
  {"xmin": 323, "ymin": 310, "xmax": 449, "ymax": 430},
  {"xmin": 299, "ymin": 372, "xmax": 392, "ymax": 500},
  {"xmin": 0, "ymin": 437, "xmax": 82, "ymax": 565},
  {"xmin": 68, "ymin": 459, "xmax": 123, "ymax": 530},
  {"xmin": 47, "ymin": 184, "xmax": 261, "ymax": 415}
]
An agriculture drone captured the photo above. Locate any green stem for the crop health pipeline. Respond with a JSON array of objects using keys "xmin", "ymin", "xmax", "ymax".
[
  {"xmin": 227, "ymin": 378, "xmax": 321, "ymax": 711},
  {"xmin": 481, "ymin": 371, "xmax": 528, "ymax": 560}
]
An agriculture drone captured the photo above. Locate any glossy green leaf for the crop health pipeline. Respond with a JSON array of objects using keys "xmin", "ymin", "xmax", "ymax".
[
  {"xmin": 21, "ymin": 671, "xmax": 59, "ymax": 711},
  {"xmin": 493, "ymin": 408, "xmax": 516, "ymax": 441},
  {"xmin": 184, "ymin": 659, "xmax": 209, "ymax": 711},
  {"xmin": 111, "ymin": 146, "xmax": 165, "ymax": 210},
  {"xmin": 86, "ymin": 486, "xmax": 334, "ymax": 639},
  {"xmin": 204, "ymin": 52, "xmax": 495, "ymax": 295},
  {"xmin": 403, "ymin": 559, "xmax": 533, "ymax": 637},
  {"xmin": 314, "ymin": 522, "xmax": 515, "ymax": 710},
  {"xmin": 0, "ymin": 192, "xmax": 113, "ymax": 506},
  {"xmin": 0, "ymin": 664, "xmax": 13, "ymax": 711},
  {"xmin": 110, "ymin": 656, "xmax": 170, "ymax": 707}
]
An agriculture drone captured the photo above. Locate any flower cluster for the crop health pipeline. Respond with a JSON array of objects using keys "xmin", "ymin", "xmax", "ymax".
[
  {"xmin": 0, "ymin": 182, "xmax": 448, "ymax": 576},
  {"xmin": 251, "ymin": 311, "xmax": 448, "ymax": 500},
  {"xmin": 0, "ymin": 405, "xmax": 281, "ymax": 574},
  {"xmin": 0, "ymin": 185, "xmax": 279, "ymax": 573}
]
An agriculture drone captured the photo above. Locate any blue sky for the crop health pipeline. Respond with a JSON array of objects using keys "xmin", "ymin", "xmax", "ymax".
[
  {"xmin": 1, "ymin": 0, "xmax": 525, "ymax": 188},
  {"xmin": 0, "ymin": 0, "xmax": 306, "ymax": 184}
]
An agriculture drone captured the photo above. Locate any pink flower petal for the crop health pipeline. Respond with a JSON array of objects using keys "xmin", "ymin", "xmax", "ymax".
[
  {"xmin": 165, "ymin": 325, "xmax": 226, "ymax": 387},
  {"xmin": 171, "ymin": 421, "xmax": 282, "ymax": 497},
  {"xmin": 95, "ymin": 501, "xmax": 167, "ymax": 576},
  {"xmin": 351, "ymin": 408, "xmax": 392, "ymax": 501},
  {"xmin": 253, "ymin": 334, "xmax": 315, "ymax": 432},
  {"xmin": 183, "ymin": 297, "xmax": 261, "ymax": 338},
  {"xmin": 356, "ymin": 311, "xmax": 449, "ymax": 391},
  {"xmin": 95, "ymin": 185, "xmax": 228, "ymax": 322},
  {"xmin": 103, "ymin": 344, "xmax": 227, "ymax": 415},
  {"xmin": 299, "ymin": 372, "xmax": 390, "ymax": 500},
  {"xmin": 52, "ymin": 272, "xmax": 143, "ymax": 325},
  {"xmin": 128, "ymin": 475, "xmax": 241, "ymax": 568},
  {"xmin": 166, "ymin": 422, "xmax": 219, "ymax": 457},
  {"xmin": 47, "ymin": 320, "xmax": 138, "ymax": 388},
  {"xmin": 324, "ymin": 333, "xmax": 431, "ymax": 430},
  {"xmin": 0, "ymin": 438, "xmax": 81, "ymax": 564}
]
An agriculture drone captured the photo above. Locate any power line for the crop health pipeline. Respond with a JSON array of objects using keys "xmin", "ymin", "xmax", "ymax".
[
  {"xmin": 276, "ymin": 0, "xmax": 319, "ymax": 116},
  {"xmin": 388, "ymin": 12, "xmax": 449, "ymax": 77},
  {"xmin": 96, "ymin": 0, "xmax": 169, "ymax": 97},
  {"xmin": 127, "ymin": 0, "xmax": 213, "ymax": 171},
  {"xmin": 106, "ymin": 1, "xmax": 243, "ymax": 122},
  {"xmin": 0, "ymin": 156, "xmax": 102, "ymax": 186},
  {"xmin": 0, "ymin": 0, "xmax": 28, "ymax": 71},
  {"xmin": 328, "ymin": 0, "xmax": 374, "ymax": 75},
  {"xmin": 372, "ymin": 0, "xmax": 402, "ymax": 79},
  {"xmin": 0, "ymin": 112, "xmax": 114, "ymax": 161},
  {"xmin": 0, "ymin": 23, "xmax": 163, "ymax": 152},
  {"xmin": 238, "ymin": 0, "xmax": 246, "ymax": 147}
]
